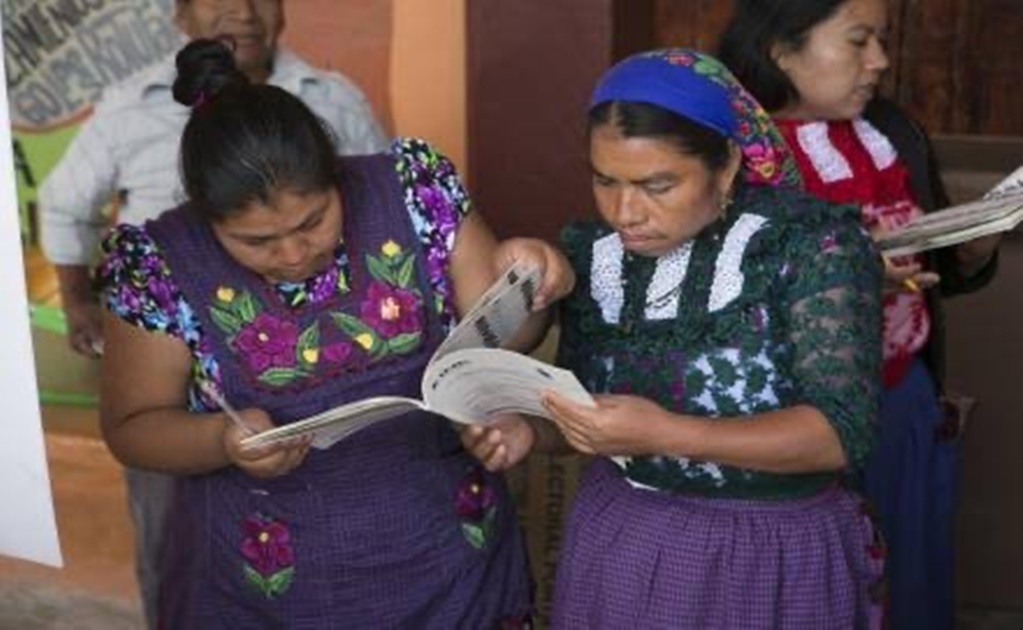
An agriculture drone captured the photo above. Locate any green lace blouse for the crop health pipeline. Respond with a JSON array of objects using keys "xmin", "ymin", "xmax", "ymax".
[{"xmin": 557, "ymin": 183, "xmax": 883, "ymax": 499}]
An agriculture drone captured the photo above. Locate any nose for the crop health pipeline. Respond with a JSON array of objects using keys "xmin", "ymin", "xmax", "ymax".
[
  {"xmin": 275, "ymin": 235, "xmax": 308, "ymax": 268},
  {"xmin": 612, "ymin": 186, "xmax": 644, "ymax": 227},
  {"xmin": 221, "ymin": 0, "xmax": 257, "ymax": 19},
  {"xmin": 866, "ymin": 37, "xmax": 890, "ymax": 72}
]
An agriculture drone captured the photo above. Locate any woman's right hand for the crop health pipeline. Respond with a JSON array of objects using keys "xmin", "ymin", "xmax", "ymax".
[
  {"xmin": 460, "ymin": 414, "xmax": 537, "ymax": 472},
  {"xmin": 221, "ymin": 408, "xmax": 313, "ymax": 479},
  {"xmin": 882, "ymin": 257, "xmax": 939, "ymax": 295}
]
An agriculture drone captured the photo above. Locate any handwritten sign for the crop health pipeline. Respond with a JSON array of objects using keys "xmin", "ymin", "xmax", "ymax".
[{"xmin": 3, "ymin": 0, "xmax": 179, "ymax": 130}]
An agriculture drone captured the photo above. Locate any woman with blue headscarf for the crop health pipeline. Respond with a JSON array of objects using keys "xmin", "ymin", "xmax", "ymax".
[{"xmin": 463, "ymin": 49, "xmax": 885, "ymax": 627}]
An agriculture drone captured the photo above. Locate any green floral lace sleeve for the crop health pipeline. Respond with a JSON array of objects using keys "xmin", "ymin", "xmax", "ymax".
[{"xmin": 784, "ymin": 216, "xmax": 883, "ymax": 471}]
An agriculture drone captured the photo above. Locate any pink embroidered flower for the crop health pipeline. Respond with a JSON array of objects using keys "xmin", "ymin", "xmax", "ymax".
[
  {"xmin": 322, "ymin": 341, "xmax": 354, "ymax": 364},
  {"xmin": 241, "ymin": 515, "xmax": 295, "ymax": 578},
  {"xmin": 455, "ymin": 466, "xmax": 496, "ymax": 523},
  {"xmin": 233, "ymin": 313, "xmax": 299, "ymax": 373},
  {"xmin": 360, "ymin": 281, "xmax": 422, "ymax": 339},
  {"xmin": 820, "ymin": 232, "xmax": 839, "ymax": 252},
  {"xmin": 743, "ymin": 141, "xmax": 781, "ymax": 185}
]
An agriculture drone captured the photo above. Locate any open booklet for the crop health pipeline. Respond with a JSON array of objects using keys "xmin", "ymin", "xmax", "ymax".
[
  {"xmin": 241, "ymin": 263, "xmax": 594, "ymax": 450},
  {"xmin": 876, "ymin": 165, "xmax": 1023, "ymax": 257}
]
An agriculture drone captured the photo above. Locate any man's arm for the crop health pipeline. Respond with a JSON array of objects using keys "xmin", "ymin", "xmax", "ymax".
[
  {"xmin": 38, "ymin": 114, "xmax": 119, "ymax": 357},
  {"xmin": 54, "ymin": 264, "xmax": 103, "ymax": 357}
]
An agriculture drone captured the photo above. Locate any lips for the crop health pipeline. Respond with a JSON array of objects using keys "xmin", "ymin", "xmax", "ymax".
[
  {"xmin": 619, "ymin": 233, "xmax": 659, "ymax": 252},
  {"xmin": 619, "ymin": 231, "xmax": 653, "ymax": 243},
  {"xmin": 217, "ymin": 33, "xmax": 264, "ymax": 52}
]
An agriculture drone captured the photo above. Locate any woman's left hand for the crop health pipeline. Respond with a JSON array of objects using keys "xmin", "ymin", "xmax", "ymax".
[
  {"xmin": 543, "ymin": 392, "xmax": 669, "ymax": 456},
  {"xmin": 493, "ymin": 238, "xmax": 575, "ymax": 309}
]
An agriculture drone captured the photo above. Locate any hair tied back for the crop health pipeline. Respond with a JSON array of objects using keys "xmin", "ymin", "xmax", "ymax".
[{"xmin": 192, "ymin": 90, "xmax": 210, "ymax": 109}]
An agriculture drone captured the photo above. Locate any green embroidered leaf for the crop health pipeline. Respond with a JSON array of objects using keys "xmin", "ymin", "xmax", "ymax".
[
  {"xmin": 747, "ymin": 365, "xmax": 768, "ymax": 395},
  {"xmin": 396, "ymin": 252, "xmax": 416, "ymax": 287},
  {"xmin": 234, "ymin": 291, "xmax": 260, "ymax": 321},
  {"xmin": 266, "ymin": 566, "xmax": 295, "ymax": 598},
  {"xmin": 694, "ymin": 59, "xmax": 721, "ymax": 77},
  {"xmin": 481, "ymin": 506, "xmax": 497, "ymax": 541},
  {"xmin": 386, "ymin": 332, "xmax": 422, "ymax": 355},
  {"xmin": 209, "ymin": 306, "xmax": 242, "ymax": 335},
  {"xmin": 331, "ymin": 312, "xmax": 373, "ymax": 337},
  {"xmin": 298, "ymin": 323, "xmax": 320, "ymax": 350},
  {"xmin": 366, "ymin": 255, "xmax": 395, "ymax": 285},
  {"xmin": 296, "ymin": 323, "xmax": 321, "ymax": 368},
  {"xmin": 461, "ymin": 523, "xmax": 485, "ymax": 550},
  {"xmin": 243, "ymin": 564, "xmax": 270, "ymax": 597},
  {"xmin": 331, "ymin": 313, "xmax": 382, "ymax": 357},
  {"xmin": 258, "ymin": 367, "xmax": 301, "ymax": 387}
]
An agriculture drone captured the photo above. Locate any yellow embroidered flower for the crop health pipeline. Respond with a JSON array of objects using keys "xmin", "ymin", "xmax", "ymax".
[
  {"xmin": 216, "ymin": 286, "xmax": 235, "ymax": 302},
  {"xmin": 355, "ymin": 333, "xmax": 374, "ymax": 350},
  {"xmin": 381, "ymin": 240, "xmax": 402, "ymax": 258},
  {"xmin": 302, "ymin": 348, "xmax": 319, "ymax": 364}
]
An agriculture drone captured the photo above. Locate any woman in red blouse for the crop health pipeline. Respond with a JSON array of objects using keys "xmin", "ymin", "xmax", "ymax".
[{"xmin": 720, "ymin": 1, "xmax": 1001, "ymax": 628}]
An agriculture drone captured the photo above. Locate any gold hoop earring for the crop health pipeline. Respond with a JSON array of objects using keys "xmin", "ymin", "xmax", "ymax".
[{"xmin": 718, "ymin": 190, "xmax": 733, "ymax": 216}]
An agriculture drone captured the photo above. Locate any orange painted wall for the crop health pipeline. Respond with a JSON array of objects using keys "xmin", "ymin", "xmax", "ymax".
[
  {"xmin": 281, "ymin": 0, "xmax": 468, "ymax": 174},
  {"xmin": 281, "ymin": 0, "xmax": 394, "ymax": 133},
  {"xmin": 391, "ymin": 0, "xmax": 467, "ymax": 174}
]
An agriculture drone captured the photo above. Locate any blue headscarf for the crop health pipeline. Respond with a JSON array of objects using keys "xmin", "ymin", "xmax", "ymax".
[{"xmin": 590, "ymin": 49, "xmax": 801, "ymax": 189}]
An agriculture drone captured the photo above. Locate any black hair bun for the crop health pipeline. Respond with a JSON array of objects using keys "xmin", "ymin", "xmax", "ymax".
[{"xmin": 172, "ymin": 38, "xmax": 250, "ymax": 108}]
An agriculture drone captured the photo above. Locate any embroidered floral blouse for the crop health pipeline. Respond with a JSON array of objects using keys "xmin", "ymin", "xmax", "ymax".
[
  {"xmin": 557, "ymin": 183, "xmax": 883, "ymax": 498},
  {"xmin": 96, "ymin": 138, "xmax": 469, "ymax": 412}
]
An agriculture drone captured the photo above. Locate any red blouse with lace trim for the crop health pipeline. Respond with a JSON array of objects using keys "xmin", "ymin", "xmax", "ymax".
[{"xmin": 776, "ymin": 117, "xmax": 929, "ymax": 387}]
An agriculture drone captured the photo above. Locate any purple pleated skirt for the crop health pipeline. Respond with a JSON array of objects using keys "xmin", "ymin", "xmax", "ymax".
[{"xmin": 552, "ymin": 459, "xmax": 884, "ymax": 629}]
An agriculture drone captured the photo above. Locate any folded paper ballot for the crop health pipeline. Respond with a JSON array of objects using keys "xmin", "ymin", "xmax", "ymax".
[{"xmin": 876, "ymin": 166, "xmax": 1023, "ymax": 257}]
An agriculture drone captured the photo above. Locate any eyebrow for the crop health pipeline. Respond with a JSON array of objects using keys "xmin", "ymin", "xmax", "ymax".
[
  {"xmin": 591, "ymin": 166, "xmax": 679, "ymax": 186},
  {"xmin": 227, "ymin": 201, "xmax": 329, "ymax": 241},
  {"xmin": 848, "ymin": 23, "xmax": 888, "ymax": 37}
]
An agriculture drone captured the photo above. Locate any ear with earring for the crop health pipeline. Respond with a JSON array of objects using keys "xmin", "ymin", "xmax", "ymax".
[{"xmin": 718, "ymin": 187, "xmax": 735, "ymax": 217}]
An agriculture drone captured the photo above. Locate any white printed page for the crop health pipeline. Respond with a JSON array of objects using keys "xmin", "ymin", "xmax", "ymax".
[
  {"xmin": 421, "ymin": 348, "xmax": 594, "ymax": 425},
  {"xmin": 877, "ymin": 191, "xmax": 1023, "ymax": 256},
  {"xmin": 242, "ymin": 396, "xmax": 426, "ymax": 450},
  {"xmin": 432, "ymin": 262, "xmax": 542, "ymax": 361},
  {"xmin": 984, "ymin": 165, "xmax": 1023, "ymax": 199}
]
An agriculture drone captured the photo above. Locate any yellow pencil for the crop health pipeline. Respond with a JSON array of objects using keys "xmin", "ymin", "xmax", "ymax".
[{"xmin": 902, "ymin": 278, "xmax": 921, "ymax": 293}]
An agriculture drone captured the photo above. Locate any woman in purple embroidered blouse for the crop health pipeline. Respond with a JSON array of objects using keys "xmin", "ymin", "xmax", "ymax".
[{"xmin": 96, "ymin": 39, "xmax": 572, "ymax": 628}]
